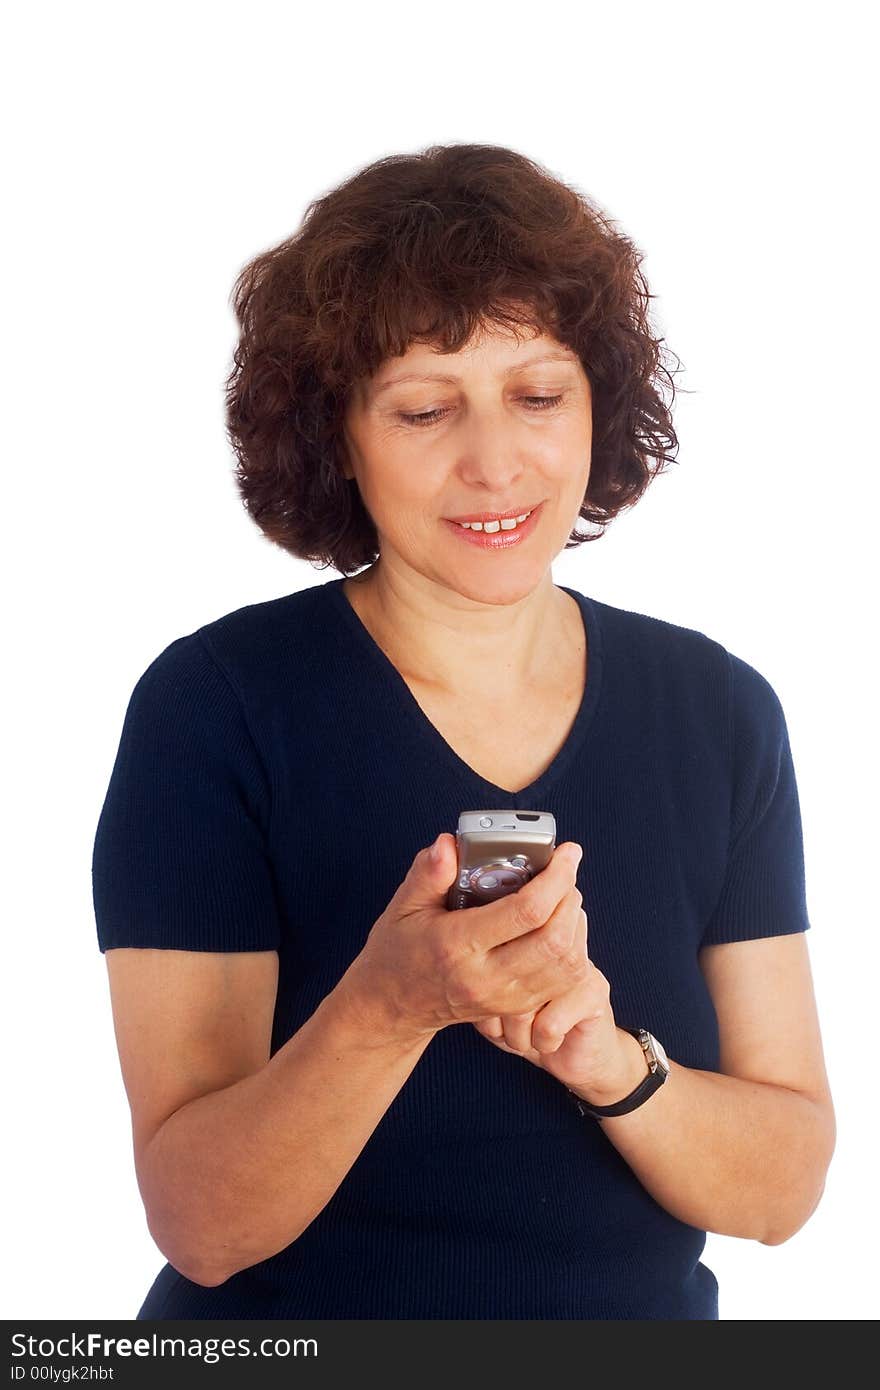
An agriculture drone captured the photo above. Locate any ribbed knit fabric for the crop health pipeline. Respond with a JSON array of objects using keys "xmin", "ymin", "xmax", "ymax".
[{"xmin": 91, "ymin": 578, "xmax": 812, "ymax": 1320}]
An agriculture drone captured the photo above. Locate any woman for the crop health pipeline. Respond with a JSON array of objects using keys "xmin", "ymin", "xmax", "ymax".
[{"xmin": 92, "ymin": 143, "xmax": 836, "ymax": 1321}]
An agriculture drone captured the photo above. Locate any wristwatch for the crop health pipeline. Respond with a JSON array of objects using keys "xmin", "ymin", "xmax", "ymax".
[{"xmin": 567, "ymin": 1028, "xmax": 670, "ymax": 1119}]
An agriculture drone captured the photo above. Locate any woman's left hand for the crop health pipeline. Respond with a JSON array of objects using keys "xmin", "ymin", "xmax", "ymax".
[{"xmin": 472, "ymin": 962, "xmax": 637, "ymax": 1101}]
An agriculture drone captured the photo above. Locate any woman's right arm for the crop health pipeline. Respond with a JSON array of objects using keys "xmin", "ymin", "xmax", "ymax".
[
  {"xmin": 105, "ymin": 833, "xmax": 584, "ymax": 1290},
  {"xmin": 105, "ymin": 947, "xmax": 435, "ymax": 1289}
]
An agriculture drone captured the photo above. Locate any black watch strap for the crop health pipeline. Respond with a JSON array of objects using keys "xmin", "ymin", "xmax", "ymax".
[{"xmin": 567, "ymin": 1028, "xmax": 668, "ymax": 1119}]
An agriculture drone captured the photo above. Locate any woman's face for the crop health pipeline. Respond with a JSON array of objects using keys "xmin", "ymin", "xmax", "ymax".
[{"xmin": 342, "ymin": 322, "xmax": 593, "ymax": 603}]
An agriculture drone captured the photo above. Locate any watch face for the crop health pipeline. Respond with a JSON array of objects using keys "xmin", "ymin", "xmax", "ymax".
[{"xmin": 648, "ymin": 1033, "xmax": 670, "ymax": 1073}]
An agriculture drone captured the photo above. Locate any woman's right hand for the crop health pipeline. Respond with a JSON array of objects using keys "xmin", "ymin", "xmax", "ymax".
[{"xmin": 340, "ymin": 834, "xmax": 589, "ymax": 1043}]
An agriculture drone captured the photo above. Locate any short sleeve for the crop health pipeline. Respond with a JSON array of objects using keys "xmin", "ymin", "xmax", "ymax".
[
  {"xmin": 700, "ymin": 651, "xmax": 812, "ymax": 947},
  {"xmin": 92, "ymin": 630, "xmax": 282, "ymax": 953}
]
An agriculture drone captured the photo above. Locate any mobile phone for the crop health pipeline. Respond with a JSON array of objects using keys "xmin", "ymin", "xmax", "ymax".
[{"xmin": 445, "ymin": 810, "xmax": 557, "ymax": 911}]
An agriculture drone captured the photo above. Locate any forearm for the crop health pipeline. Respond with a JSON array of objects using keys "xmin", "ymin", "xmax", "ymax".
[
  {"xmin": 570, "ymin": 1030, "xmax": 835, "ymax": 1244},
  {"xmin": 138, "ymin": 967, "xmax": 435, "ymax": 1286}
]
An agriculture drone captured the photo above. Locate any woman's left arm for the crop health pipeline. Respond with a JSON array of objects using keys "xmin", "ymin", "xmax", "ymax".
[{"xmin": 475, "ymin": 932, "xmax": 836, "ymax": 1245}]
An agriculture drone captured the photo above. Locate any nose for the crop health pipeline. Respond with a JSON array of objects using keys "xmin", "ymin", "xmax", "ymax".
[{"xmin": 456, "ymin": 404, "xmax": 529, "ymax": 493}]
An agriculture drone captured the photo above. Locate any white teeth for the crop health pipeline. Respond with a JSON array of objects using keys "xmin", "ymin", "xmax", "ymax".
[{"xmin": 457, "ymin": 510, "xmax": 532, "ymax": 533}]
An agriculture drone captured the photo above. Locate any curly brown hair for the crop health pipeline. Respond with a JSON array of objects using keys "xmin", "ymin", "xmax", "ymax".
[{"xmin": 224, "ymin": 143, "xmax": 683, "ymax": 576}]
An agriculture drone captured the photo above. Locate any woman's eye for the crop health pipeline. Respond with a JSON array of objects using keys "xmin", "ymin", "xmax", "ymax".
[
  {"xmin": 398, "ymin": 395, "xmax": 564, "ymax": 428},
  {"xmin": 398, "ymin": 407, "xmax": 447, "ymax": 427}
]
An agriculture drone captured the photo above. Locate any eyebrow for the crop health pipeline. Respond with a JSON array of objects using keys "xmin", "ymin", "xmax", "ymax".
[{"xmin": 372, "ymin": 350, "xmax": 580, "ymax": 396}]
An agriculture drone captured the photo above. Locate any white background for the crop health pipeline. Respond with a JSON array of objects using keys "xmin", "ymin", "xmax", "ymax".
[{"xmin": 4, "ymin": 0, "xmax": 877, "ymax": 1322}]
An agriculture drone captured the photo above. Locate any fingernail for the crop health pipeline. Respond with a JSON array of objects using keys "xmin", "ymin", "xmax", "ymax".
[{"xmin": 429, "ymin": 834, "xmax": 443, "ymax": 863}]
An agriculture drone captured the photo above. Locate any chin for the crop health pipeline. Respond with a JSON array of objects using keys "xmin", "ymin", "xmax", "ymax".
[{"xmin": 438, "ymin": 568, "xmax": 549, "ymax": 607}]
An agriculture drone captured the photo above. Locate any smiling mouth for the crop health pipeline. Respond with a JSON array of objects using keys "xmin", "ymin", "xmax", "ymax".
[
  {"xmin": 443, "ymin": 500, "xmax": 544, "ymax": 548},
  {"xmin": 453, "ymin": 508, "xmax": 535, "ymax": 533}
]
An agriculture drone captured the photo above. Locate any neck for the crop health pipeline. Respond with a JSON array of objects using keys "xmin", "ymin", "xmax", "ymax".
[{"xmin": 342, "ymin": 559, "xmax": 574, "ymax": 696}]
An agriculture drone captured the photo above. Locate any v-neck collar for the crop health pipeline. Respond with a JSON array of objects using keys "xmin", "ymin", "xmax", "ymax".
[{"xmin": 323, "ymin": 576, "xmax": 604, "ymax": 809}]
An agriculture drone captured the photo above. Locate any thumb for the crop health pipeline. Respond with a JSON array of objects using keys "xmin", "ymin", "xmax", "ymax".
[{"xmin": 404, "ymin": 833, "xmax": 456, "ymax": 906}]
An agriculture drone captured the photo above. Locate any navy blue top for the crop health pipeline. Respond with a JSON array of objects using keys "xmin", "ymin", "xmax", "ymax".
[{"xmin": 91, "ymin": 578, "xmax": 812, "ymax": 1320}]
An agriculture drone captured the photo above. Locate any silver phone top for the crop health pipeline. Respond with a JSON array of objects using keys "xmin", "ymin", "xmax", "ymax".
[{"xmin": 455, "ymin": 810, "xmax": 556, "ymax": 837}]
